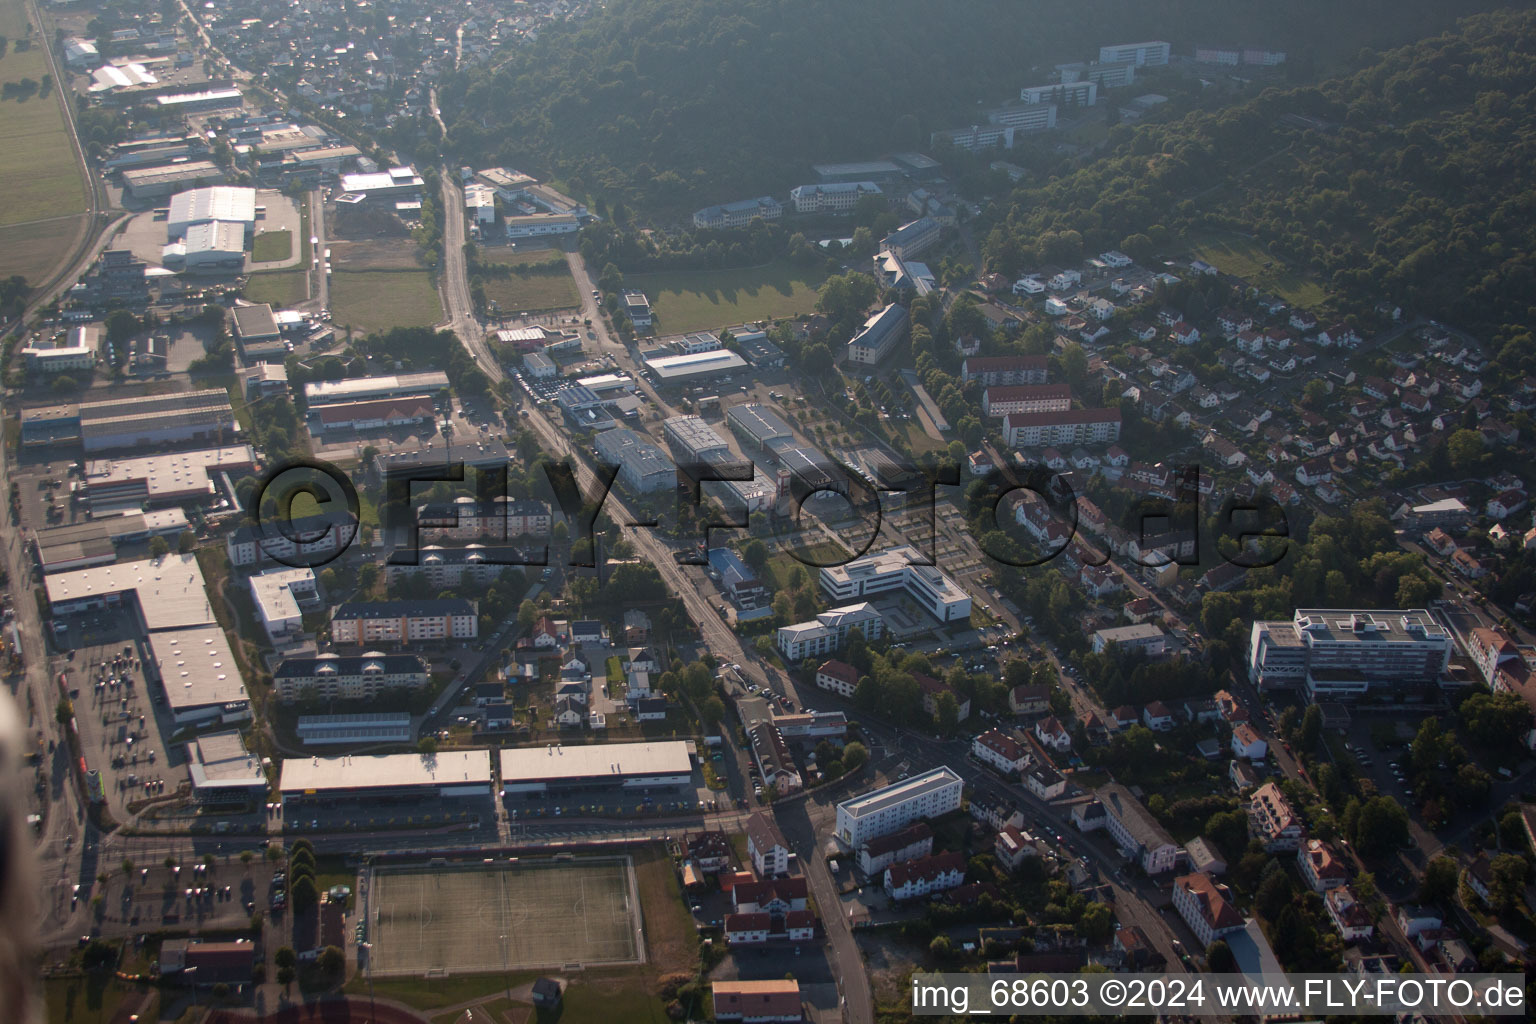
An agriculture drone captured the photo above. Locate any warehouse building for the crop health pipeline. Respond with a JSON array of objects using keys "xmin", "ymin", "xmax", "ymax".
[
  {"xmin": 726, "ymin": 403, "xmax": 794, "ymax": 449},
  {"xmin": 77, "ymin": 388, "xmax": 238, "ymax": 453},
  {"xmin": 273, "ymin": 653, "xmax": 431, "ymax": 704},
  {"xmin": 663, "ymin": 415, "xmax": 732, "ymax": 462},
  {"xmin": 835, "ymin": 766, "xmax": 964, "ymax": 847},
  {"xmin": 295, "ymin": 713, "xmax": 413, "ymax": 746},
  {"xmin": 498, "ymin": 741, "xmax": 694, "ymax": 796},
  {"xmin": 152, "ymin": 88, "xmax": 243, "ymax": 114},
  {"xmin": 121, "ymin": 161, "xmax": 224, "ymax": 199},
  {"xmin": 81, "ymin": 445, "xmax": 255, "ymax": 510},
  {"xmin": 642, "ymin": 349, "xmax": 750, "ymax": 384},
  {"xmin": 303, "ymin": 371, "xmax": 450, "ymax": 406},
  {"xmin": 338, "ymin": 166, "xmax": 426, "ymax": 202},
  {"xmin": 279, "ymin": 749, "xmax": 494, "ymax": 808},
  {"xmin": 594, "ymin": 429, "xmax": 676, "ymax": 495},
  {"xmin": 231, "ymin": 303, "xmax": 280, "ymax": 350},
  {"xmin": 45, "ymin": 553, "xmax": 216, "ymax": 630},
  {"xmin": 167, "ymin": 186, "xmax": 257, "ymax": 239},
  {"xmin": 187, "ymin": 731, "xmax": 268, "ymax": 805},
  {"xmin": 167, "ymin": 220, "xmax": 246, "ymax": 272},
  {"xmin": 33, "ymin": 510, "xmax": 189, "ymax": 574},
  {"xmin": 503, "ymin": 212, "xmax": 580, "ymax": 238},
  {"xmin": 146, "ymin": 625, "xmax": 251, "ymax": 727}
]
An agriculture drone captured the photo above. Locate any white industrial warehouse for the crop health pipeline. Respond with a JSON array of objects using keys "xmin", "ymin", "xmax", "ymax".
[
  {"xmin": 279, "ymin": 749, "xmax": 495, "ymax": 806},
  {"xmin": 167, "ymin": 186, "xmax": 257, "ymax": 239},
  {"xmin": 499, "ymin": 741, "xmax": 694, "ymax": 795}
]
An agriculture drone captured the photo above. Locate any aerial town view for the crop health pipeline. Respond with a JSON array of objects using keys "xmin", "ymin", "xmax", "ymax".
[{"xmin": 3, "ymin": 1, "xmax": 1536, "ymax": 1022}]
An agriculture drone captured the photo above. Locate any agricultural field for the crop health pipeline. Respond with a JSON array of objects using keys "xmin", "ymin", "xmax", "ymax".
[
  {"xmin": 1187, "ymin": 230, "xmax": 1328, "ymax": 310},
  {"xmin": 625, "ymin": 260, "xmax": 826, "ymax": 334},
  {"xmin": 476, "ymin": 246, "xmax": 580, "ymax": 312},
  {"xmin": 329, "ymin": 269, "xmax": 443, "ymax": 333},
  {"xmin": 0, "ymin": 0, "xmax": 90, "ymax": 283}
]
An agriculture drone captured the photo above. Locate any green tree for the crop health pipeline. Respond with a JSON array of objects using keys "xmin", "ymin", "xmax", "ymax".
[
  {"xmin": 1076, "ymin": 901, "xmax": 1113, "ymax": 943},
  {"xmin": 1350, "ymin": 796, "xmax": 1410, "ymax": 859},
  {"xmin": 841, "ymin": 741, "xmax": 868, "ymax": 771},
  {"xmin": 148, "ymin": 536, "xmax": 170, "ymax": 558},
  {"xmin": 290, "ymin": 874, "xmax": 318, "ymax": 913},
  {"xmin": 176, "ymin": 530, "xmax": 197, "ymax": 554},
  {"xmin": 318, "ymin": 945, "xmax": 345, "ymax": 975},
  {"xmin": 1206, "ymin": 940, "xmax": 1237, "ymax": 973},
  {"xmin": 1419, "ymin": 856, "xmax": 1459, "ymax": 905},
  {"xmin": 274, "ymin": 946, "xmax": 297, "ymax": 970},
  {"xmin": 417, "ymin": 736, "xmax": 438, "ymax": 755},
  {"xmin": 1489, "ymin": 852, "xmax": 1528, "ymax": 911},
  {"xmin": 700, "ymin": 696, "xmax": 725, "ymax": 727}
]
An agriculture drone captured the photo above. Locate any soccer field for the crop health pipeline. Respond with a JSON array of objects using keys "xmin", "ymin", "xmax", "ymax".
[{"xmin": 367, "ymin": 858, "xmax": 643, "ymax": 976}]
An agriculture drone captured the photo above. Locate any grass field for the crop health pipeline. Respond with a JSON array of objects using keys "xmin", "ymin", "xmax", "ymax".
[
  {"xmin": 368, "ymin": 858, "xmax": 642, "ymax": 976},
  {"xmin": 244, "ymin": 269, "xmax": 308, "ymax": 307},
  {"xmin": 625, "ymin": 260, "xmax": 826, "ymax": 334},
  {"xmin": 0, "ymin": 0, "xmax": 89, "ymax": 282},
  {"xmin": 477, "ymin": 247, "xmax": 581, "ymax": 312},
  {"xmin": 252, "ymin": 229, "xmax": 292, "ymax": 262},
  {"xmin": 631, "ymin": 845, "xmax": 698, "ymax": 974},
  {"xmin": 1187, "ymin": 230, "xmax": 1328, "ymax": 310},
  {"xmin": 330, "ymin": 269, "xmax": 443, "ymax": 333}
]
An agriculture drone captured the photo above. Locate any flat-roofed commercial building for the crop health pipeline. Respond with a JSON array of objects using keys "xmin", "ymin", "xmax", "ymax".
[
  {"xmin": 1091, "ymin": 623, "xmax": 1168, "ymax": 655},
  {"xmin": 45, "ymin": 553, "xmax": 215, "ymax": 631},
  {"xmin": 835, "ymin": 766, "xmax": 963, "ymax": 847},
  {"xmin": 147, "ymin": 624, "xmax": 251, "ymax": 726},
  {"xmin": 295, "ymin": 712, "xmax": 413, "ymax": 746},
  {"xmin": 1247, "ymin": 608, "xmax": 1453, "ymax": 701},
  {"xmin": 504, "ymin": 212, "xmax": 580, "ymax": 238},
  {"xmin": 33, "ymin": 509, "xmax": 189, "ymax": 573},
  {"xmin": 82, "ymin": 445, "xmax": 255, "ymax": 509},
  {"xmin": 187, "ymin": 731, "xmax": 267, "ymax": 804},
  {"xmin": 274, "ymin": 653, "xmax": 430, "ymax": 704},
  {"xmin": 231, "ymin": 303, "xmax": 279, "ymax": 348},
  {"xmin": 21, "ymin": 325, "xmax": 97, "ymax": 372},
  {"xmin": 171, "ymin": 220, "xmax": 247, "ymax": 272},
  {"xmin": 726, "ymin": 403, "xmax": 794, "ymax": 449},
  {"xmin": 121, "ymin": 161, "xmax": 224, "ymax": 199},
  {"xmin": 643, "ymin": 348, "xmax": 750, "ymax": 384},
  {"xmin": 329, "ymin": 599, "xmax": 478, "ymax": 645},
  {"xmin": 594, "ymin": 428, "xmax": 676, "ymax": 495},
  {"xmin": 248, "ymin": 567, "xmax": 317, "ymax": 642},
  {"xmin": 663, "ymin": 415, "xmax": 732, "ymax": 462},
  {"xmin": 303, "ymin": 371, "xmax": 449, "ymax": 406},
  {"xmin": 279, "ymin": 749, "xmax": 494, "ymax": 807},
  {"xmin": 77, "ymin": 388, "xmax": 237, "ymax": 453},
  {"xmin": 499, "ymin": 740, "xmax": 694, "ymax": 795},
  {"xmin": 819, "ymin": 545, "xmax": 971, "ymax": 622}
]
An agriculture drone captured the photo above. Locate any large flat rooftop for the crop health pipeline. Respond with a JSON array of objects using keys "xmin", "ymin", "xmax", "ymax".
[
  {"xmin": 279, "ymin": 749, "xmax": 493, "ymax": 794},
  {"xmin": 148, "ymin": 625, "xmax": 248, "ymax": 712},
  {"xmin": 499, "ymin": 740, "xmax": 692, "ymax": 784},
  {"xmin": 836, "ymin": 766, "xmax": 961, "ymax": 819},
  {"xmin": 46, "ymin": 553, "xmax": 216, "ymax": 630}
]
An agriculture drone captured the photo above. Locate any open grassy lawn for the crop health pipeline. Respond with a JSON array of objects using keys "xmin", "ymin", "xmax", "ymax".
[
  {"xmin": 633, "ymin": 844, "xmax": 699, "ymax": 974},
  {"xmin": 765, "ymin": 543, "xmax": 843, "ymax": 591},
  {"xmin": 330, "ymin": 269, "xmax": 443, "ymax": 333},
  {"xmin": 1187, "ymin": 230, "xmax": 1328, "ymax": 310},
  {"xmin": 244, "ymin": 269, "xmax": 308, "ymax": 307},
  {"xmin": 44, "ymin": 974, "xmax": 158, "ymax": 1024},
  {"xmin": 625, "ymin": 260, "xmax": 826, "ymax": 334},
  {"xmin": 252, "ymin": 229, "xmax": 293, "ymax": 262},
  {"xmin": 476, "ymin": 247, "xmax": 580, "ymax": 312}
]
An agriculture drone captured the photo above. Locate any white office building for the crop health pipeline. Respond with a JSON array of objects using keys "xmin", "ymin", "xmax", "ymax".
[
  {"xmin": 819, "ymin": 545, "xmax": 971, "ymax": 622},
  {"xmin": 1099, "ymin": 41, "xmax": 1171, "ymax": 67},
  {"xmin": 776, "ymin": 603, "xmax": 883, "ymax": 661},
  {"xmin": 248, "ymin": 567, "xmax": 317, "ymax": 642},
  {"xmin": 1247, "ymin": 608, "xmax": 1453, "ymax": 701},
  {"xmin": 835, "ymin": 766, "xmax": 964, "ymax": 847}
]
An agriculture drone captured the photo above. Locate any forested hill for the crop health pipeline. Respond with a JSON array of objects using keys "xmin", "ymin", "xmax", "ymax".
[
  {"xmin": 436, "ymin": 0, "xmax": 1520, "ymax": 209},
  {"xmin": 978, "ymin": 8, "xmax": 1536, "ymax": 374}
]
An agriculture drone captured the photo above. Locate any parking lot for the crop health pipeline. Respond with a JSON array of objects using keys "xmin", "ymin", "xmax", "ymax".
[{"xmin": 55, "ymin": 605, "xmax": 190, "ymax": 821}]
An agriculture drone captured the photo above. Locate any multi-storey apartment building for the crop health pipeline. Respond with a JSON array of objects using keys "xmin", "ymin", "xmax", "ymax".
[
  {"xmin": 835, "ymin": 767, "xmax": 964, "ymax": 847},
  {"xmin": 1003, "ymin": 408, "xmax": 1122, "ymax": 447},
  {"xmin": 983, "ymin": 384, "xmax": 1072, "ymax": 418},
  {"xmin": 1247, "ymin": 608, "xmax": 1453, "ymax": 700},
  {"xmin": 961, "ymin": 355, "xmax": 1050, "ymax": 385},
  {"xmin": 1099, "ymin": 41, "xmax": 1171, "ymax": 66},
  {"xmin": 1098, "ymin": 783, "xmax": 1181, "ymax": 874},
  {"xmin": 1249, "ymin": 781, "xmax": 1305, "ymax": 851},
  {"xmin": 329, "ymin": 599, "xmax": 478, "ymax": 645},
  {"xmin": 273, "ymin": 653, "xmax": 431, "ymax": 704},
  {"xmin": 776, "ymin": 603, "xmax": 884, "ymax": 661},
  {"xmin": 1172, "ymin": 872, "xmax": 1244, "ymax": 946},
  {"xmin": 414, "ymin": 498, "xmax": 553, "ymax": 541}
]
